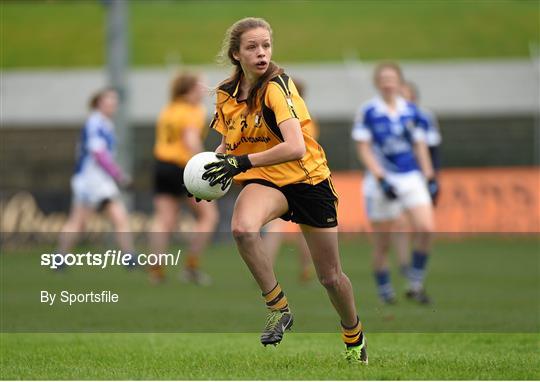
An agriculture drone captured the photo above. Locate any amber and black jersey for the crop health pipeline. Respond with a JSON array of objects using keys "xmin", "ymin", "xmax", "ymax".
[
  {"xmin": 154, "ymin": 101, "xmax": 206, "ymax": 167},
  {"xmin": 211, "ymin": 73, "xmax": 330, "ymax": 187}
]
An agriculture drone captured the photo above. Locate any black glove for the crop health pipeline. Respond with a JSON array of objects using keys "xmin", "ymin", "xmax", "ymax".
[
  {"xmin": 427, "ymin": 178, "xmax": 439, "ymax": 205},
  {"xmin": 378, "ymin": 177, "xmax": 398, "ymax": 200},
  {"xmin": 202, "ymin": 153, "xmax": 252, "ymax": 191}
]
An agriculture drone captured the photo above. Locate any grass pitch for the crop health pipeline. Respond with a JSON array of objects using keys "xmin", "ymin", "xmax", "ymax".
[
  {"xmin": 1, "ymin": 333, "xmax": 539, "ymax": 379},
  {"xmin": 2, "ymin": 1, "xmax": 538, "ymax": 68},
  {"xmin": 1, "ymin": 235, "xmax": 539, "ymax": 379}
]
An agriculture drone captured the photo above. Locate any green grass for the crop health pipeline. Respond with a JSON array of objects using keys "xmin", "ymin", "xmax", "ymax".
[
  {"xmin": 1, "ymin": 236, "xmax": 539, "ymax": 333},
  {"xmin": 1, "ymin": 0, "xmax": 538, "ymax": 68},
  {"xmin": 1, "ymin": 333, "xmax": 539, "ymax": 379},
  {"xmin": 1, "ymin": 236, "xmax": 539, "ymax": 379}
]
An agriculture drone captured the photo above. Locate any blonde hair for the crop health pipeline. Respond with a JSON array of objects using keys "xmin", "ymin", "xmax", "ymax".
[
  {"xmin": 218, "ymin": 17, "xmax": 283, "ymax": 112},
  {"xmin": 373, "ymin": 61, "xmax": 404, "ymax": 85},
  {"xmin": 88, "ymin": 88, "xmax": 116, "ymax": 110}
]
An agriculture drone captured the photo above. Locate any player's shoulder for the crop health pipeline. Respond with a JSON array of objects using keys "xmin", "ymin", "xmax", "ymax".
[
  {"xmin": 268, "ymin": 72, "xmax": 293, "ymax": 94},
  {"xmin": 357, "ymin": 98, "xmax": 379, "ymax": 117},
  {"xmin": 85, "ymin": 111, "xmax": 107, "ymax": 131},
  {"xmin": 217, "ymin": 75, "xmax": 242, "ymax": 100},
  {"xmin": 400, "ymin": 98, "xmax": 422, "ymax": 117}
]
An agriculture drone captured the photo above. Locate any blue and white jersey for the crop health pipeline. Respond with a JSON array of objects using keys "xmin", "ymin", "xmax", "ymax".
[
  {"xmin": 74, "ymin": 111, "xmax": 117, "ymax": 178},
  {"xmin": 416, "ymin": 107, "xmax": 441, "ymax": 148},
  {"xmin": 351, "ymin": 96, "xmax": 426, "ymax": 174}
]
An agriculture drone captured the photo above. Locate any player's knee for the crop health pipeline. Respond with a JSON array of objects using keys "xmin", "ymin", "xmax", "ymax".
[
  {"xmin": 231, "ymin": 219, "xmax": 259, "ymax": 242},
  {"xmin": 318, "ymin": 272, "xmax": 341, "ymax": 291},
  {"xmin": 374, "ymin": 239, "xmax": 391, "ymax": 254},
  {"xmin": 414, "ymin": 222, "xmax": 434, "ymax": 235}
]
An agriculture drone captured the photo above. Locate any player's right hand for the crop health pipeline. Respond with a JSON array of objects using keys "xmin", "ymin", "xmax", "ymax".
[
  {"xmin": 378, "ymin": 178, "xmax": 398, "ymax": 200},
  {"xmin": 117, "ymin": 174, "xmax": 133, "ymax": 190}
]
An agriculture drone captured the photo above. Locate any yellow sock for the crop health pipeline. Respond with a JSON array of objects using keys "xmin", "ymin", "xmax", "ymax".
[
  {"xmin": 263, "ymin": 283, "xmax": 289, "ymax": 311},
  {"xmin": 185, "ymin": 255, "xmax": 199, "ymax": 270},
  {"xmin": 341, "ymin": 316, "xmax": 363, "ymax": 347}
]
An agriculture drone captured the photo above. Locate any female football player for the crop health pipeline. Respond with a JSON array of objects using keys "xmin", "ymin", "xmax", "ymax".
[
  {"xmin": 57, "ymin": 88, "xmax": 135, "ymax": 264},
  {"xmin": 201, "ymin": 17, "xmax": 367, "ymax": 363},
  {"xmin": 149, "ymin": 72, "xmax": 219, "ymax": 285},
  {"xmin": 262, "ymin": 78, "xmax": 317, "ymax": 283},
  {"xmin": 352, "ymin": 62, "xmax": 437, "ymax": 305},
  {"xmin": 392, "ymin": 81, "xmax": 442, "ymax": 277}
]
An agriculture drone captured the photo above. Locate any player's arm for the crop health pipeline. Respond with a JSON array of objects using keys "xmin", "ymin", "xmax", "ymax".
[
  {"xmin": 352, "ymin": 108, "xmax": 397, "ymax": 199},
  {"xmin": 356, "ymin": 141, "xmax": 384, "ymax": 179},
  {"xmin": 247, "ymin": 117, "xmax": 305, "ymax": 167},
  {"xmin": 87, "ymin": 124, "xmax": 128, "ymax": 186},
  {"xmin": 183, "ymin": 127, "xmax": 204, "ymax": 155},
  {"xmin": 203, "ymin": 119, "xmax": 304, "ymax": 189},
  {"xmin": 414, "ymin": 140, "xmax": 434, "ymax": 180},
  {"xmin": 413, "ymin": 129, "xmax": 439, "ymax": 203},
  {"xmin": 214, "ymin": 135, "xmax": 226, "ymax": 154}
]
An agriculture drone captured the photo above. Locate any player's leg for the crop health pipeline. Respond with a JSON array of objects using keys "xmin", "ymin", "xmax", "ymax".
[
  {"xmin": 231, "ymin": 183, "xmax": 291, "ymax": 345},
  {"xmin": 262, "ymin": 219, "xmax": 286, "ymax": 267},
  {"xmin": 149, "ymin": 194, "xmax": 180, "ymax": 282},
  {"xmin": 301, "ymin": 225, "xmax": 367, "ymax": 364},
  {"xmin": 103, "ymin": 199, "xmax": 136, "ymax": 265},
  {"xmin": 296, "ymin": 234, "xmax": 314, "ymax": 282},
  {"xmin": 182, "ymin": 198, "xmax": 219, "ymax": 285},
  {"xmin": 57, "ymin": 203, "xmax": 93, "ymax": 257},
  {"xmin": 401, "ymin": 174, "xmax": 434, "ymax": 304},
  {"xmin": 403, "ymin": 203, "xmax": 434, "ymax": 303},
  {"xmin": 370, "ymin": 220, "xmax": 397, "ymax": 304},
  {"xmin": 392, "ymin": 213, "xmax": 412, "ymax": 277}
]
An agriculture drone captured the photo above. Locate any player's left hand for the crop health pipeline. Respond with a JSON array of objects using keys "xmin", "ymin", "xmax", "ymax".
[
  {"xmin": 427, "ymin": 178, "xmax": 439, "ymax": 205},
  {"xmin": 202, "ymin": 153, "xmax": 252, "ymax": 191}
]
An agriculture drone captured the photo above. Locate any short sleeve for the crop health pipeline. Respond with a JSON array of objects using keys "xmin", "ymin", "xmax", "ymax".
[
  {"xmin": 86, "ymin": 120, "xmax": 107, "ymax": 153},
  {"xmin": 210, "ymin": 93, "xmax": 227, "ymax": 136},
  {"xmin": 411, "ymin": 106, "xmax": 427, "ymax": 143},
  {"xmin": 265, "ymin": 81, "xmax": 309, "ymax": 126},
  {"xmin": 351, "ymin": 108, "xmax": 372, "ymax": 142},
  {"xmin": 412, "ymin": 127, "xmax": 426, "ymax": 143}
]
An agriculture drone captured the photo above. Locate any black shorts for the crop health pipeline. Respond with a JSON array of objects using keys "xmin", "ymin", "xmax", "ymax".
[
  {"xmin": 243, "ymin": 178, "xmax": 339, "ymax": 228},
  {"xmin": 154, "ymin": 160, "xmax": 188, "ymax": 197}
]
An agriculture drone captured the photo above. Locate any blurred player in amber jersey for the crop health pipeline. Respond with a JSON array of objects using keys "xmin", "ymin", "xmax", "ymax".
[
  {"xmin": 57, "ymin": 88, "xmax": 135, "ymax": 265},
  {"xmin": 263, "ymin": 78, "xmax": 318, "ymax": 282},
  {"xmin": 393, "ymin": 81, "xmax": 442, "ymax": 276},
  {"xmin": 149, "ymin": 72, "xmax": 219, "ymax": 285}
]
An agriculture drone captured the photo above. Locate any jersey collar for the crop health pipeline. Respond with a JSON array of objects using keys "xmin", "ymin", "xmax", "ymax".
[{"xmin": 374, "ymin": 96, "xmax": 409, "ymax": 116}]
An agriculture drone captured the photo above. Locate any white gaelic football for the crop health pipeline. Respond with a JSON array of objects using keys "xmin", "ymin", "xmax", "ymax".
[{"xmin": 183, "ymin": 152, "xmax": 231, "ymax": 200}]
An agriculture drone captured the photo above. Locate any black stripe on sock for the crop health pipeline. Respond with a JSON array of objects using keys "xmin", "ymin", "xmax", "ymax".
[
  {"xmin": 265, "ymin": 291, "xmax": 285, "ymax": 307},
  {"xmin": 262, "ymin": 282, "xmax": 279, "ymax": 297},
  {"xmin": 341, "ymin": 316, "xmax": 360, "ymax": 330}
]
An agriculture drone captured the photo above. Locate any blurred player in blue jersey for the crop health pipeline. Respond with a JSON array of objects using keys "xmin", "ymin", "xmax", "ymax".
[
  {"xmin": 352, "ymin": 62, "xmax": 438, "ymax": 304},
  {"xmin": 392, "ymin": 81, "xmax": 442, "ymax": 276},
  {"xmin": 401, "ymin": 81, "xmax": 442, "ymax": 175},
  {"xmin": 57, "ymin": 88, "xmax": 135, "ymax": 263}
]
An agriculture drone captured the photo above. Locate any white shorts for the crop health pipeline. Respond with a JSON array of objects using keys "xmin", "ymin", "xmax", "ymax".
[
  {"xmin": 71, "ymin": 172, "xmax": 120, "ymax": 210},
  {"xmin": 363, "ymin": 171, "xmax": 431, "ymax": 222}
]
